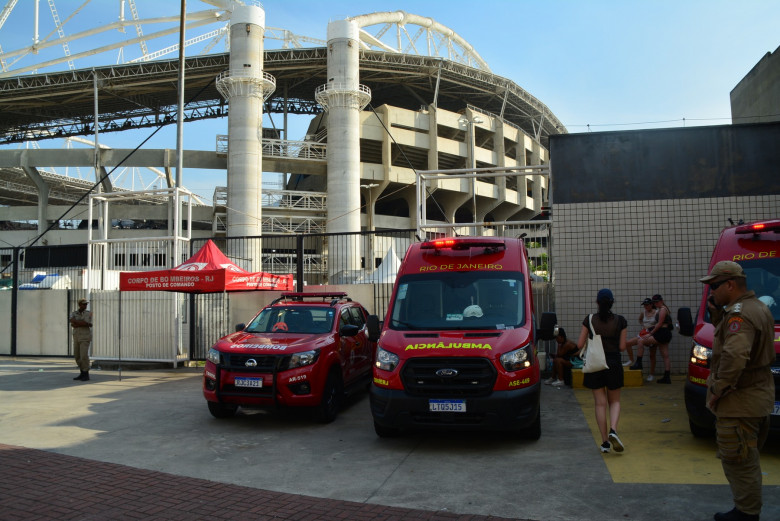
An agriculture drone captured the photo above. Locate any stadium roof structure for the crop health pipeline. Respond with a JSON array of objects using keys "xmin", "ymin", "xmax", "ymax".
[{"xmin": 0, "ymin": 48, "xmax": 565, "ymax": 149}]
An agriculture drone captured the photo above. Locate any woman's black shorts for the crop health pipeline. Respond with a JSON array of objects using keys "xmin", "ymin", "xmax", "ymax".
[
  {"xmin": 652, "ymin": 327, "xmax": 672, "ymax": 344},
  {"xmin": 583, "ymin": 354, "xmax": 624, "ymax": 390}
]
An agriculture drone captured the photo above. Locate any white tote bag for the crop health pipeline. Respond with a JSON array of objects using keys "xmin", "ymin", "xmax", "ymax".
[{"xmin": 582, "ymin": 314, "xmax": 609, "ymax": 373}]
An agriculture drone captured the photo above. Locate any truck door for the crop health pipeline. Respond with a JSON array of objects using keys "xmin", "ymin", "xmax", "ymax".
[
  {"xmin": 339, "ymin": 308, "xmax": 359, "ymax": 382},
  {"xmin": 348, "ymin": 306, "xmax": 372, "ymax": 376}
]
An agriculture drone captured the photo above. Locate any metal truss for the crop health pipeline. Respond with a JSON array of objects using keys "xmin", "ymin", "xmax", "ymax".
[
  {"xmin": 2, "ymin": 100, "xmax": 226, "ymax": 145},
  {"xmin": 347, "ymin": 11, "xmax": 490, "ymax": 72},
  {"xmin": 262, "ymin": 189, "xmax": 326, "ymax": 211},
  {"xmin": 261, "ymin": 217, "xmax": 325, "ymax": 235}
]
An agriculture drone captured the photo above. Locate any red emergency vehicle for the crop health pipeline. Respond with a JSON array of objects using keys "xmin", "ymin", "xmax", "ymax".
[
  {"xmin": 684, "ymin": 219, "xmax": 780, "ymax": 437},
  {"xmin": 203, "ymin": 292, "xmax": 380, "ymax": 423},
  {"xmin": 369, "ymin": 236, "xmax": 557, "ymax": 438}
]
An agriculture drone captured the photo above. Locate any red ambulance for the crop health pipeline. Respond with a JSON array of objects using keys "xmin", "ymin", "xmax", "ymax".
[
  {"xmin": 684, "ymin": 219, "xmax": 780, "ymax": 437},
  {"xmin": 369, "ymin": 236, "xmax": 557, "ymax": 439}
]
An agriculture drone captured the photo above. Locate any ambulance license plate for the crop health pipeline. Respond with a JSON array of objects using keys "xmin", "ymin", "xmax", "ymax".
[
  {"xmin": 773, "ymin": 402, "xmax": 780, "ymax": 416},
  {"xmin": 235, "ymin": 377, "xmax": 263, "ymax": 388},
  {"xmin": 429, "ymin": 399, "xmax": 466, "ymax": 412}
]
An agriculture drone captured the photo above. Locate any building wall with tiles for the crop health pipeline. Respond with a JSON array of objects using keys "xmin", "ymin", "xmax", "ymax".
[
  {"xmin": 552, "ymin": 196, "xmax": 780, "ymax": 374},
  {"xmin": 549, "ymin": 123, "xmax": 780, "ymax": 375}
]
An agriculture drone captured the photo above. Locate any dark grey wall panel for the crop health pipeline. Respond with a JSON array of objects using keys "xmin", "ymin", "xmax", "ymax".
[{"xmin": 549, "ymin": 122, "xmax": 780, "ymax": 204}]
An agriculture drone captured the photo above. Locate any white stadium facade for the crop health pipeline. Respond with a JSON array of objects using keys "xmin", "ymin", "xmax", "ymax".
[{"xmin": 0, "ymin": 2, "xmax": 564, "ymax": 245}]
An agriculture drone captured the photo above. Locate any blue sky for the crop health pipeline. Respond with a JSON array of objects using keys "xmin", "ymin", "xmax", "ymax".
[{"xmin": 1, "ymin": 0, "xmax": 778, "ymax": 199}]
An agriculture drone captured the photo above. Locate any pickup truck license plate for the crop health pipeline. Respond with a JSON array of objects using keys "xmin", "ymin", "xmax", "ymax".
[
  {"xmin": 773, "ymin": 402, "xmax": 780, "ymax": 416},
  {"xmin": 235, "ymin": 377, "xmax": 263, "ymax": 388},
  {"xmin": 429, "ymin": 399, "xmax": 466, "ymax": 412}
]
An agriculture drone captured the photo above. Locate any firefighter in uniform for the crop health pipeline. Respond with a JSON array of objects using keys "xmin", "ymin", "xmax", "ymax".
[
  {"xmin": 69, "ymin": 298, "xmax": 93, "ymax": 382},
  {"xmin": 701, "ymin": 261, "xmax": 775, "ymax": 521}
]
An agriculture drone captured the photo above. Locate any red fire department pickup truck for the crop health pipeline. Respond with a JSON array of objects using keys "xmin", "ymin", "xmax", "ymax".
[
  {"xmin": 203, "ymin": 292, "xmax": 380, "ymax": 423},
  {"xmin": 684, "ymin": 219, "xmax": 780, "ymax": 437},
  {"xmin": 369, "ymin": 236, "xmax": 557, "ymax": 439}
]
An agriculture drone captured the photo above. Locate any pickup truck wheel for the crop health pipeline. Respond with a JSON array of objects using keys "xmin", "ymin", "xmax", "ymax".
[
  {"xmin": 315, "ymin": 371, "xmax": 343, "ymax": 423},
  {"xmin": 208, "ymin": 401, "xmax": 238, "ymax": 419},
  {"xmin": 519, "ymin": 409, "xmax": 541, "ymax": 440},
  {"xmin": 374, "ymin": 421, "xmax": 401, "ymax": 438}
]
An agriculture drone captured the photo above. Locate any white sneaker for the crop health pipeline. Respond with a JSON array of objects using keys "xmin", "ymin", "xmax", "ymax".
[
  {"xmin": 608, "ymin": 431, "xmax": 624, "ymax": 452},
  {"xmin": 551, "ymin": 379, "xmax": 564, "ymax": 387},
  {"xmin": 543, "ymin": 377, "xmax": 555, "ymax": 385},
  {"xmin": 646, "ymin": 374, "xmax": 654, "ymax": 382},
  {"xmin": 622, "ymin": 360, "xmax": 632, "ymax": 366}
]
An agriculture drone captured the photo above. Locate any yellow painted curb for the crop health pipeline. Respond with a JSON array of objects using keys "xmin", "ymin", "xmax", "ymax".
[{"xmin": 574, "ymin": 379, "xmax": 780, "ymax": 484}]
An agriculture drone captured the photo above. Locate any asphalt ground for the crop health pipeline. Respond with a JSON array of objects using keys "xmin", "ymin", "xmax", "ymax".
[{"xmin": 1, "ymin": 357, "xmax": 779, "ymax": 521}]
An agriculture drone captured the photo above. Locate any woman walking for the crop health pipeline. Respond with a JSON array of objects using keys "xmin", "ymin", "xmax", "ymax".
[{"xmin": 577, "ymin": 288, "xmax": 628, "ymax": 453}]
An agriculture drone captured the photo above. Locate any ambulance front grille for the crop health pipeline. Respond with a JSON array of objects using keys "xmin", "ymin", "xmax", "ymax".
[{"xmin": 401, "ymin": 357, "xmax": 496, "ymax": 397}]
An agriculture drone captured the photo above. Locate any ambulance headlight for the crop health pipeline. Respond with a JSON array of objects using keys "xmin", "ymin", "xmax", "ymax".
[
  {"xmin": 690, "ymin": 343, "xmax": 711, "ymax": 367},
  {"xmin": 500, "ymin": 345, "xmax": 532, "ymax": 371},
  {"xmin": 375, "ymin": 346, "xmax": 399, "ymax": 371}
]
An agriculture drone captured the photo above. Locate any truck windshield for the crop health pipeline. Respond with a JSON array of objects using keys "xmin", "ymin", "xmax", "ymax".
[
  {"xmin": 245, "ymin": 306, "xmax": 335, "ymax": 334},
  {"xmin": 704, "ymin": 259, "xmax": 780, "ymax": 324},
  {"xmin": 388, "ymin": 271, "xmax": 525, "ymax": 331}
]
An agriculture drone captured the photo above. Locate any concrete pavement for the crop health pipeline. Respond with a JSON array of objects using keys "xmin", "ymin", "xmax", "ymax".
[{"xmin": 0, "ymin": 357, "xmax": 778, "ymax": 521}]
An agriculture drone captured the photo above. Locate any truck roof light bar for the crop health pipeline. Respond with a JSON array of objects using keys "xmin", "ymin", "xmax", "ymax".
[
  {"xmin": 420, "ymin": 238, "xmax": 506, "ymax": 251},
  {"xmin": 280, "ymin": 292, "xmax": 348, "ymax": 301},
  {"xmin": 734, "ymin": 220, "xmax": 780, "ymax": 235}
]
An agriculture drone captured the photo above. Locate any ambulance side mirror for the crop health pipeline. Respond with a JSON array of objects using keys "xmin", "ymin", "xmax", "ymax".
[
  {"xmin": 537, "ymin": 312, "xmax": 558, "ymax": 341},
  {"xmin": 677, "ymin": 308, "xmax": 694, "ymax": 337},
  {"xmin": 367, "ymin": 314, "xmax": 381, "ymax": 342}
]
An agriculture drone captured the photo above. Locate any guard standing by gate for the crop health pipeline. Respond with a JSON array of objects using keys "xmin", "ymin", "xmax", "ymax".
[{"xmin": 69, "ymin": 298, "xmax": 93, "ymax": 382}]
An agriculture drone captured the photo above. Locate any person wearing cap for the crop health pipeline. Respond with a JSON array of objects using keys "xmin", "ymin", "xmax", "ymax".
[
  {"xmin": 575, "ymin": 288, "xmax": 628, "ymax": 453},
  {"xmin": 644, "ymin": 294, "xmax": 674, "ymax": 383},
  {"xmin": 701, "ymin": 261, "xmax": 774, "ymax": 521},
  {"xmin": 624, "ymin": 297, "xmax": 658, "ymax": 367},
  {"xmin": 69, "ymin": 298, "xmax": 93, "ymax": 381}
]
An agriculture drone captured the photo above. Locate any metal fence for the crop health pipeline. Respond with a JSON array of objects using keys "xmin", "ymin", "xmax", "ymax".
[
  {"xmin": 0, "ymin": 226, "xmax": 555, "ymax": 363},
  {"xmin": 186, "ymin": 230, "xmax": 417, "ymax": 360}
]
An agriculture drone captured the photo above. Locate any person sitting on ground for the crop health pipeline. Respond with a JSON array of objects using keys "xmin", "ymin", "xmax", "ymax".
[
  {"xmin": 625, "ymin": 298, "xmax": 657, "ymax": 367},
  {"xmin": 543, "ymin": 327, "xmax": 579, "ymax": 387}
]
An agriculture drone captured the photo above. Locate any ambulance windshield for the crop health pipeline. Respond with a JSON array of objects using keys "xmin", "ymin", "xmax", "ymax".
[{"xmin": 388, "ymin": 272, "xmax": 525, "ymax": 330}]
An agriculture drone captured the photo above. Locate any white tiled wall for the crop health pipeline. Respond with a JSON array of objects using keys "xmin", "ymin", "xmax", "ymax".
[{"xmin": 551, "ymin": 195, "xmax": 780, "ymax": 375}]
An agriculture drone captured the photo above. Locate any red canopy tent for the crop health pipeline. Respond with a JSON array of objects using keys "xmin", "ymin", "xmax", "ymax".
[{"xmin": 119, "ymin": 240, "xmax": 293, "ymax": 293}]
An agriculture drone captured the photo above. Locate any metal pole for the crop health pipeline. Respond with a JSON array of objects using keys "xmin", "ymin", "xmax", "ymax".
[
  {"xmin": 173, "ymin": 0, "xmax": 186, "ymax": 368},
  {"xmin": 175, "ymin": 0, "xmax": 186, "ymax": 189},
  {"xmin": 93, "ymin": 70, "xmax": 99, "ymax": 179},
  {"xmin": 33, "ymin": 0, "xmax": 39, "ymax": 48},
  {"xmin": 10, "ymin": 247, "xmax": 19, "ymax": 356},
  {"xmin": 118, "ymin": 291, "xmax": 122, "ymax": 381},
  {"xmin": 86, "ymin": 197, "xmax": 93, "ymax": 296},
  {"xmin": 296, "ymin": 234, "xmax": 304, "ymax": 292},
  {"xmin": 470, "ymin": 121, "xmax": 477, "ymax": 235}
]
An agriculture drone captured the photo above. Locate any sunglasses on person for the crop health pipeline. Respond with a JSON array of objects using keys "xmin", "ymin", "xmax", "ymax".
[{"xmin": 709, "ymin": 279, "xmax": 732, "ymax": 291}]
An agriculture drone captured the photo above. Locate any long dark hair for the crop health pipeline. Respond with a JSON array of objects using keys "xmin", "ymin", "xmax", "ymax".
[{"xmin": 597, "ymin": 300, "xmax": 614, "ymax": 321}]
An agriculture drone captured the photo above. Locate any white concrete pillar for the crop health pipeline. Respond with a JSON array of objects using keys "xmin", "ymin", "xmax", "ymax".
[
  {"xmin": 315, "ymin": 20, "xmax": 371, "ymax": 281},
  {"xmin": 216, "ymin": 5, "xmax": 275, "ymax": 270}
]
